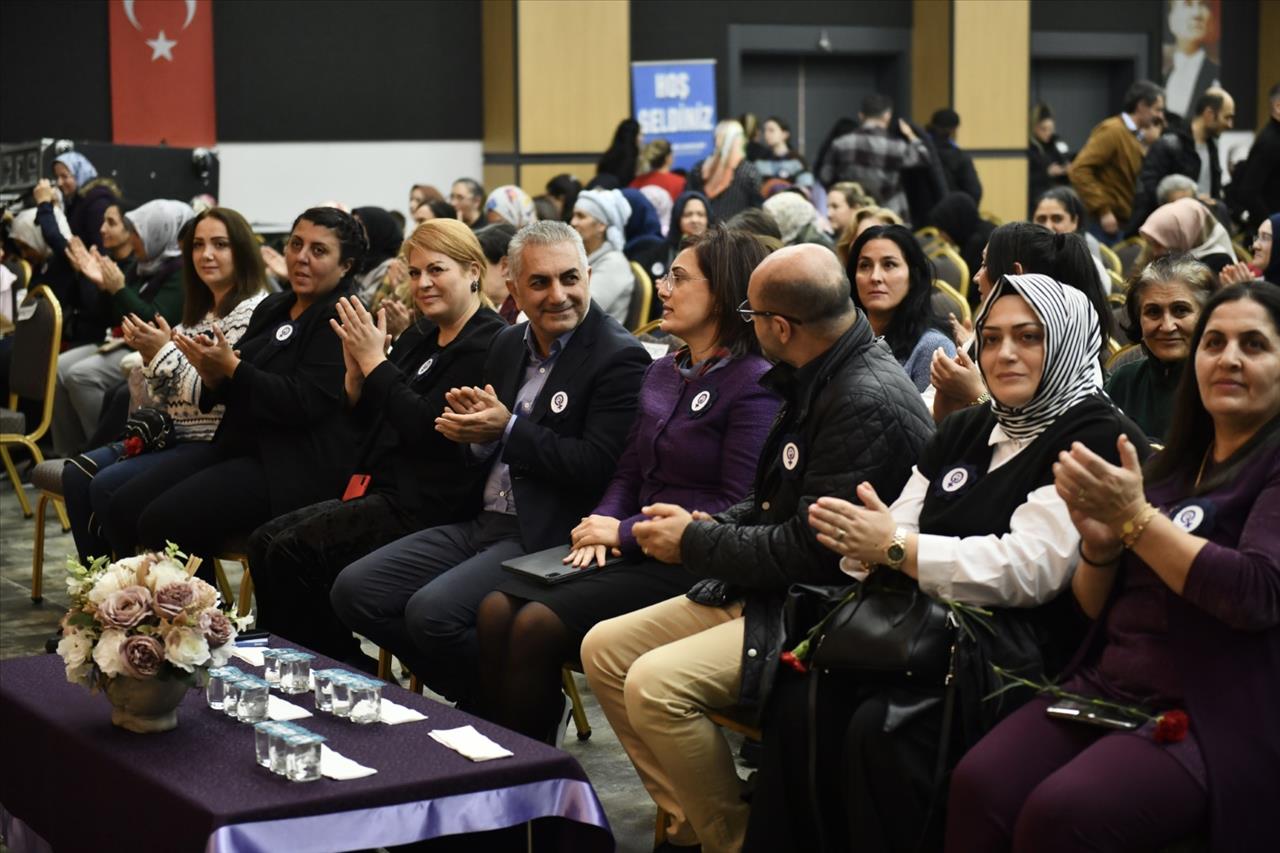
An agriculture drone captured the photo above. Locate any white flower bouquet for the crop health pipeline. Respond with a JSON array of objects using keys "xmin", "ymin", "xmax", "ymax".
[{"xmin": 57, "ymin": 545, "xmax": 247, "ymax": 690}]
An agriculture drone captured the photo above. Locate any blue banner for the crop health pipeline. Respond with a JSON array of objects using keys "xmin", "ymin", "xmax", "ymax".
[{"xmin": 632, "ymin": 59, "xmax": 717, "ymax": 172}]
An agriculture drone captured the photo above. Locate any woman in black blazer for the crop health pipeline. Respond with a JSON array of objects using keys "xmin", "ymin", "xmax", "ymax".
[
  {"xmin": 247, "ymin": 219, "xmax": 505, "ymax": 662},
  {"xmin": 108, "ymin": 207, "xmax": 365, "ymax": 563}
]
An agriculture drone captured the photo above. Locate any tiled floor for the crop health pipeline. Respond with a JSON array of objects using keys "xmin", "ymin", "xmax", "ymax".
[{"xmin": 0, "ymin": 472, "xmax": 745, "ymax": 853}]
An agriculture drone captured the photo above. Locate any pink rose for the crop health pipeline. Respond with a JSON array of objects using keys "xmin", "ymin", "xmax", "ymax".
[
  {"xmin": 201, "ymin": 611, "xmax": 234, "ymax": 647},
  {"xmin": 96, "ymin": 585, "xmax": 153, "ymax": 630},
  {"xmin": 120, "ymin": 634, "xmax": 165, "ymax": 678},
  {"xmin": 154, "ymin": 581, "xmax": 196, "ymax": 619}
]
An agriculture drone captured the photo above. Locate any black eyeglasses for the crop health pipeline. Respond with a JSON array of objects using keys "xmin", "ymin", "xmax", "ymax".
[{"xmin": 737, "ymin": 299, "xmax": 805, "ymax": 325}]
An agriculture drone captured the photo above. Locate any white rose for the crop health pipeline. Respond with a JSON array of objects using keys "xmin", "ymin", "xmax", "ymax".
[
  {"xmin": 207, "ymin": 643, "xmax": 233, "ymax": 667},
  {"xmin": 190, "ymin": 578, "xmax": 220, "ymax": 611},
  {"xmin": 86, "ymin": 565, "xmax": 135, "ymax": 606},
  {"xmin": 163, "ymin": 626, "xmax": 211, "ymax": 672},
  {"xmin": 146, "ymin": 560, "xmax": 190, "ymax": 593},
  {"xmin": 92, "ymin": 629, "xmax": 129, "ymax": 678},
  {"xmin": 57, "ymin": 629, "xmax": 96, "ymax": 685}
]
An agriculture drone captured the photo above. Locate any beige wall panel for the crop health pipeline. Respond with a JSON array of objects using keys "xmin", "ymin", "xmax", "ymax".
[
  {"xmin": 952, "ymin": 0, "xmax": 1029, "ymax": 150},
  {"xmin": 1259, "ymin": 0, "xmax": 1280, "ymax": 132},
  {"xmin": 517, "ymin": 0, "xmax": 629, "ymax": 154},
  {"xmin": 483, "ymin": 164, "xmax": 517, "ymax": 194},
  {"xmin": 519, "ymin": 163, "xmax": 593, "ymax": 199},
  {"xmin": 911, "ymin": 0, "xmax": 952, "ymax": 126},
  {"xmin": 972, "ymin": 157, "xmax": 1028, "ymax": 224},
  {"xmin": 483, "ymin": 0, "xmax": 516, "ymax": 152}
]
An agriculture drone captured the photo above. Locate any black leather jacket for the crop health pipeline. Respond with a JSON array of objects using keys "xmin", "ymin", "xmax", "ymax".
[{"xmin": 680, "ymin": 314, "xmax": 935, "ymax": 717}]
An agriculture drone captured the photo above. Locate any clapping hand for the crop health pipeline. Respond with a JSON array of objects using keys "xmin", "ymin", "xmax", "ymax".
[
  {"xmin": 329, "ymin": 296, "xmax": 390, "ymax": 377},
  {"xmin": 565, "ymin": 514, "xmax": 622, "ymax": 568},
  {"xmin": 931, "ymin": 346, "xmax": 985, "ymax": 404},
  {"xmin": 260, "ymin": 245, "xmax": 288, "ymax": 281},
  {"xmin": 121, "ymin": 313, "xmax": 173, "ymax": 363},
  {"xmin": 382, "ymin": 299, "xmax": 412, "ymax": 339},
  {"xmin": 808, "ymin": 483, "xmax": 895, "ymax": 563},
  {"xmin": 93, "ymin": 248, "xmax": 126, "ymax": 294},
  {"xmin": 1219, "ymin": 262, "xmax": 1257, "ymax": 286},
  {"xmin": 1053, "ymin": 435, "xmax": 1146, "ymax": 534},
  {"xmin": 172, "ymin": 323, "xmax": 239, "ymax": 388},
  {"xmin": 32, "ymin": 179, "xmax": 56, "ymax": 206},
  {"xmin": 435, "ymin": 384, "xmax": 512, "ymax": 444}
]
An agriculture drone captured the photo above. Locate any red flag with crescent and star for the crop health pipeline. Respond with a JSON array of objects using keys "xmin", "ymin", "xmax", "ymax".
[{"xmin": 108, "ymin": 0, "xmax": 216, "ymax": 146}]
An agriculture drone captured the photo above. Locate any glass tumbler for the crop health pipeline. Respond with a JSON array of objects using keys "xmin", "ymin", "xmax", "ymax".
[
  {"xmin": 237, "ymin": 677, "xmax": 270, "ymax": 723},
  {"xmin": 348, "ymin": 677, "xmax": 384, "ymax": 724}
]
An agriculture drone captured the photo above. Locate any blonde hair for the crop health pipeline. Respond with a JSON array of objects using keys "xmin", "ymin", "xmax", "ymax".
[
  {"xmin": 835, "ymin": 206, "xmax": 905, "ymax": 264},
  {"xmin": 401, "ymin": 219, "xmax": 493, "ymax": 308}
]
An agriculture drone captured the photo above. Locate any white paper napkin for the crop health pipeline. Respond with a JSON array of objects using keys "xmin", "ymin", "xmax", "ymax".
[
  {"xmin": 230, "ymin": 647, "xmax": 265, "ymax": 667},
  {"xmin": 378, "ymin": 698, "xmax": 428, "ymax": 725},
  {"xmin": 428, "ymin": 725, "xmax": 513, "ymax": 761},
  {"xmin": 320, "ymin": 744, "xmax": 377, "ymax": 780},
  {"xmin": 267, "ymin": 694, "xmax": 313, "ymax": 721}
]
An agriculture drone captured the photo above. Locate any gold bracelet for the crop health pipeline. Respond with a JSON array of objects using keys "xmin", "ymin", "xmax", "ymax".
[
  {"xmin": 972, "ymin": 391, "xmax": 991, "ymax": 407},
  {"xmin": 1119, "ymin": 503, "xmax": 1158, "ymax": 549}
]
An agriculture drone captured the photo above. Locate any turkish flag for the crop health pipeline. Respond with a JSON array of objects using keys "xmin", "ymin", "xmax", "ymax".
[{"xmin": 108, "ymin": 0, "xmax": 216, "ymax": 146}]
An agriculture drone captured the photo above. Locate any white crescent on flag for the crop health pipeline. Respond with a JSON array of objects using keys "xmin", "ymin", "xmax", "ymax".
[{"xmin": 122, "ymin": 0, "xmax": 198, "ymax": 32}]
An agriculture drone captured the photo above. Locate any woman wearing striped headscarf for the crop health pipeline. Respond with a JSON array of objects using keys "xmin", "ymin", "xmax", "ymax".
[{"xmin": 742, "ymin": 273, "xmax": 1149, "ymax": 853}]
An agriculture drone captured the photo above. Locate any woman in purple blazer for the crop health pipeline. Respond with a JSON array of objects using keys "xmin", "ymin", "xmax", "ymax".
[
  {"xmin": 947, "ymin": 282, "xmax": 1280, "ymax": 852},
  {"xmin": 473, "ymin": 225, "xmax": 781, "ymax": 741}
]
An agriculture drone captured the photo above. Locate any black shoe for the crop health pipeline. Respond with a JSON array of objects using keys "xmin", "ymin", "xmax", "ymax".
[{"xmin": 45, "ymin": 632, "xmax": 61, "ymax": 654}]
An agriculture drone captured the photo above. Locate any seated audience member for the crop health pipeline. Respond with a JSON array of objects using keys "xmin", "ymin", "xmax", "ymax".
[
  {"xmin": 581, "ymin": 245, "xmax": 935, "ymax": 853},
  {"xmin": 1139, "ymin": 196, "xmax": 1236, "ymax": 277},
  {"xmin": 571, "ymin": 188, "xmax": 635, "ymax": 324},
  {"xmin": 8, "ymin": 206, "xmax": 77, "ymax": 342},
  {"xmin": 752, "ymin": 117, "xmax": 812, "ymax": 188},
  {"xmin": 818, "ymin": 94, "xmax": 930, "ymax": 223},
  {"xmin": 646, "ymin": 191, "xmax": 714, "ymax": 298},
  {"xmin": 351, "ymin": 206, "xmax": 404, "ymax": 306},
  {"xmin": 746, "ymin": 273, "xmax": 1147, "ymax": 853},
  {"xmin": 474, "ymin": 223, "xmax": 519, "ymax": 322},
  {"xmin": 929, "ymin": 190, "xmax": 996, "ymax": 284},
  {"xmin": 931, "ymin": 222, "xmax": 1107, "ymax": 423},
  {"xmin": 927, "ymin": 108, "xmax": 983, "ymax": 204},
  {"xmin": 331, "ymin": 220, "xmax": 649, "ymax": 704},
  {"xmin": 597, "ymin": 118, "xmax": 642, "ymax": 188},
  {"xmin": 825, "ymin": 181, "xmax": 875, "ymax": 240},
  {"xmin": 546, "ymin": 173, "xmax": 583, "ymax": 223},
  {"xmin": 835, "ymin": 206, "xmax": 906, "ymax": 264},
  {"xmin": 1107, "ymin": 255, "xmax": 1215, "ymax": 442},
  {"xmin": 484, "ymin": 185, "xmax": 538, "ymax": 229},
  {"xmin": 1220, "ymin": 212, "xmax": 1278, "ymax": 286},
  {"xmin": 450, "ymin": 178, "xmax": 486, "ymax": 230},
  {"xmin": 686, "ymin": 120, "xmax": 763, "ymax": 221},
  {"xmin": 630, "ymin": 139, "xmax": 686, "ymax": 201},
  {"xmin": 62, "ymin": 207, "xmax": 268, "ymax": 561},
  {"xmin": 249, "ymin": 220, "xmax": 505, "ymax": 662},
  {"xmin": 49, "ymin": 152, "xmax": 121, "ymax": 251},
  {"xmin": 638, "ymin": 185, "xmax": 674, "ymax": 239},
  {"xmin": 411, "ymin": 199, "xmax": 456, "ymax": 227},
  {"xmin": 727, "ymin": 208, "xmax": 783, "ymax": 243},
  {"xmin": 106, "ymin": 207, "xmax": 364, "ymax": 559},
  {"xmin": 532, "ymin": 194, "xmax": 558, "ymax": 224},
  {"xmin": 1069, "ymin": 80, "xmax": 1166, "ymax": 242},
  {"xmin": 53, "ymin": 200, "xmax": 192, "ymax": 456},
  {"xmin": 1027, "ymin": 103, "xmax": 1071, "ymax": 208},
  {"xmin": 948, "ymin": 282, "xmax": 1280, "ymax": 853},
  {"xmin": 408, "ymin": 184, "xmax": 443, "ymax": 220},
  {"xmin": 1032, "ymin": 186, "xmax": 1113, "ymax": 293},
  {"xmin": 1128, "ymin": 88, "xmax": 1233, "ymax": 233},
  {"xmin": 474, "ymin": 226, "xmax": 780, "ymax": 741},
  {"xmin": 619, "ymin": 187, "xmax": 667, "ymax": 271},
  {"xmin": 763, "ymin": 191, "xmax": 834, "ymax": 249},
  {"xmin": 849, "ymin": 224, "xmax": 956, "ymax": 390}
]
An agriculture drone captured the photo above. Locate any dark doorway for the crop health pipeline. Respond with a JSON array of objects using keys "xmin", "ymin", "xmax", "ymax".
[{"xmin": 1031, "ymin": 58, "xmax": 1137, "ymax": 153}]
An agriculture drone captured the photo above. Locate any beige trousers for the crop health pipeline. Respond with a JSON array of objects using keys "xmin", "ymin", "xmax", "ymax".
[{"xmin": 581, "ymin": 594, "xmax": 747, "ymax": 853}]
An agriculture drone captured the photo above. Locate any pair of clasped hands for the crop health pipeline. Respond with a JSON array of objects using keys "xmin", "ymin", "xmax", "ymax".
[
  {"xmin": 562, "ymin": 505, "xmax": 716, "ymax": 569},
  {"xmin": 117, "ymin": 312, "xmax": 240, "ymax": 390}
]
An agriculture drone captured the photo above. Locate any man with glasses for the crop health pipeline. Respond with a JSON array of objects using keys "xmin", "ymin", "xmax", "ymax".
[{"xmin": 581, "ymin": 244, "xmax": 935, "ymax": 853}]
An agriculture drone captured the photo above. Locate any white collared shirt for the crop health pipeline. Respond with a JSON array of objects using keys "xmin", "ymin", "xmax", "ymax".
[
  {"xmin": 1166, "ymin": 49, "xmax": 1207, "ymax": 117},
  {"xmin": 840, "ymin": 423, "xmax": 1079, "ymax": 607}
]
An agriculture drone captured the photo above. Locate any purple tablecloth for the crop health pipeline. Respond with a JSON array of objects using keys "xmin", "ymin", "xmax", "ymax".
[{"xmin": 0, "ymin": 648, "xmax": 613, "ymax": 852}]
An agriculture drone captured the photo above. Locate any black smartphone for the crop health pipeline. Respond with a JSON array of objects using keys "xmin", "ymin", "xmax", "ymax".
[{"xmin": 1045, "ymin": 699, "xmax": 1140, "ymax": 731}]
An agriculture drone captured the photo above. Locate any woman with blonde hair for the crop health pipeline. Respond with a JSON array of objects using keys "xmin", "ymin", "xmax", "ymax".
[
  {"xmin": 686, "ymin": 120, "xmax": 763, "ymax": 220},
  {"xmin": 247, "ymin": 218, "xmax": 506, "ymax": 664},
  {"xmin": 835, "ymin": 206, "xmax": 905, "ymax": 264}
]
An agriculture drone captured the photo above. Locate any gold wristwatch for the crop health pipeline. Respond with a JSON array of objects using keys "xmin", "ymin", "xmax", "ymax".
[{"xmin": 884, "ymin": 527, "xmax": 908, "ymax": 571}]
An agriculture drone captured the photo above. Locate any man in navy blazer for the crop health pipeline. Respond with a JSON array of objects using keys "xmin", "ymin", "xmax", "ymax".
[{"xmin": 332, "ymin": 220, "xmax": 649, "ymax": 702}]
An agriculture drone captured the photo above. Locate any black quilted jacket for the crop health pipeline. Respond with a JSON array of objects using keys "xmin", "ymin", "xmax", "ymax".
[{"xmin": 680, "ymin": 314, "xmax": 936, "ymax": 717}]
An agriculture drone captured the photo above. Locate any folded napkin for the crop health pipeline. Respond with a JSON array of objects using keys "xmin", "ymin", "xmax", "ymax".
[
  {"xmin": 378, "ymin": 698, "xmax": 428, "ymax": 725},
  {"xmin": 267, "ymin": 695, "xmax": 313, "ymax": 721},
  {"xmin": 230, "ymin": 647, "xmax": 265, "ymax": 667},
  {"xmin": 320, "ymin": 744, "xmax": 377, "ymax": 780},
  {"xmin": 428, "ymin": 725, "xmax": 513, "ymax": 761}
]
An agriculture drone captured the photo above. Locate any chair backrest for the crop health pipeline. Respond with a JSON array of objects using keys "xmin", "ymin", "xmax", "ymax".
[
  {"xmin": 979, "ymin": 209, "xmax": 1004, "ymax": 226},
  {"xmin": 1105, "ymin": 343, "xmax": 1146, "ymax": 372},
  {"xmin": 932, "ymin": 280, "xmax": 971, "ymax": 327},
  {"xmin": 1107, "ymin": 269, "xmax": 1126, "ymax": 293},
  {"xmin": 9, "ymin": 286, "xmax": 62, "ymax": 405},
  {"xmin": 1233, "ymin": 240, "xmax": 1253, "ymax": 265},
  {"xmin": 928, "ymin": 245, "xmax": 971, "ymax": 299},
  {"xmin": 1113, "ymin": 237, "xmax": 1146, "ymax": 279},
  {"xmin": 626, "ymin": 261, "xmax": 654, "ymax": 332},
  {"xmin": 1097, "ymin": 242, "xmax": 1122, "ymax": 276}
]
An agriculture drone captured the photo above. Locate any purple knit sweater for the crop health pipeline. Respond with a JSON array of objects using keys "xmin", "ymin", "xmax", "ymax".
[{"xmin": 593, "ymin": 352, "xmax": 780, "ymax": 555}]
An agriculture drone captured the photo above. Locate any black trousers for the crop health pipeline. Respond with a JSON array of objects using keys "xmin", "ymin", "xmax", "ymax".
[
  {"xmin": 744, "ymin": 670, "xmax": 948, "ymax": 853},
  {"xmin": 248, "ymin": 493, "xmax": 418, "ymax": 660}
]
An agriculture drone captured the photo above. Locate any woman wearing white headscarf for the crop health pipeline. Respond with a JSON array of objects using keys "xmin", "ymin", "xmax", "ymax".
[
  {"xmin": 762, "ymin": 190, "xmax": 834, "ymax": 248},
  {"xmin": 571, "ymin": 188, "xmax": 636, "ymax": 326},
  {"xmin": 743, "ymin": 273, "xmax": 1149, "ymax": 853},
  {"xmin": 686, "ymin": 120, "xmax": 764, "ymax": 221},
  {"xmin": 484, "ymin": 185, "xmax": 538, "ymax": 229},
  {"xmin": 52, "ymin": 199, "xmax": 194, "ymax": 455}
]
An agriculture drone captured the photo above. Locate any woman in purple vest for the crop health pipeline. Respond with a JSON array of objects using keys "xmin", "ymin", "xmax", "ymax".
[
  {"xmin": 474, "ymin": 225, "xmax": 782, "ymax": 742},
  {"xmin": 948, "ymin": 282, "xmax": 1280, "ymax": 852}
]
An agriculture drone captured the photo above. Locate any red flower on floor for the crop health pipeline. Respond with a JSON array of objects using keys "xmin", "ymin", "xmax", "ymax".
[
  {"xmin": 780, "ymin": 651, "xmax": 808, "ymax": 674},
  {"xmin": 122, "ymin": 436, "xmax": 145, "ymax": 458},
  {"xmin": 1154, "ymin": 709, "xmax": 1189, "ymax": 744}
]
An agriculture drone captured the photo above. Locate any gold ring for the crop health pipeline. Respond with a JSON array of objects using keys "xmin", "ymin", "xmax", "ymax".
[{"xmin": 837, "ymin": 529, "xmax": 846, "ymax": 541}]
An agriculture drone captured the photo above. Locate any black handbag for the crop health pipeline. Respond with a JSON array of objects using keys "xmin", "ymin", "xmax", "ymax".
[
  {"xmin": 808, "ymin": 567, "xmax": 957, "ymax": 687},
  {"xmin": 119, "ymin": 407, "xmax": 175, "ymax": 457}
]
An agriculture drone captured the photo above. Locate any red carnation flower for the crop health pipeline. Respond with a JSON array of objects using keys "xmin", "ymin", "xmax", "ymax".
[
  {"xmin": 780, "ymin": 651, "xmax": 808, "ymax": 674},
  {"xmin": 122, "ymin": 436, "xmax": 145, "ymax": 458},
  {"xmin": 1154, "ymin": 709, "xmax": 1189, "ymax": 744}
]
